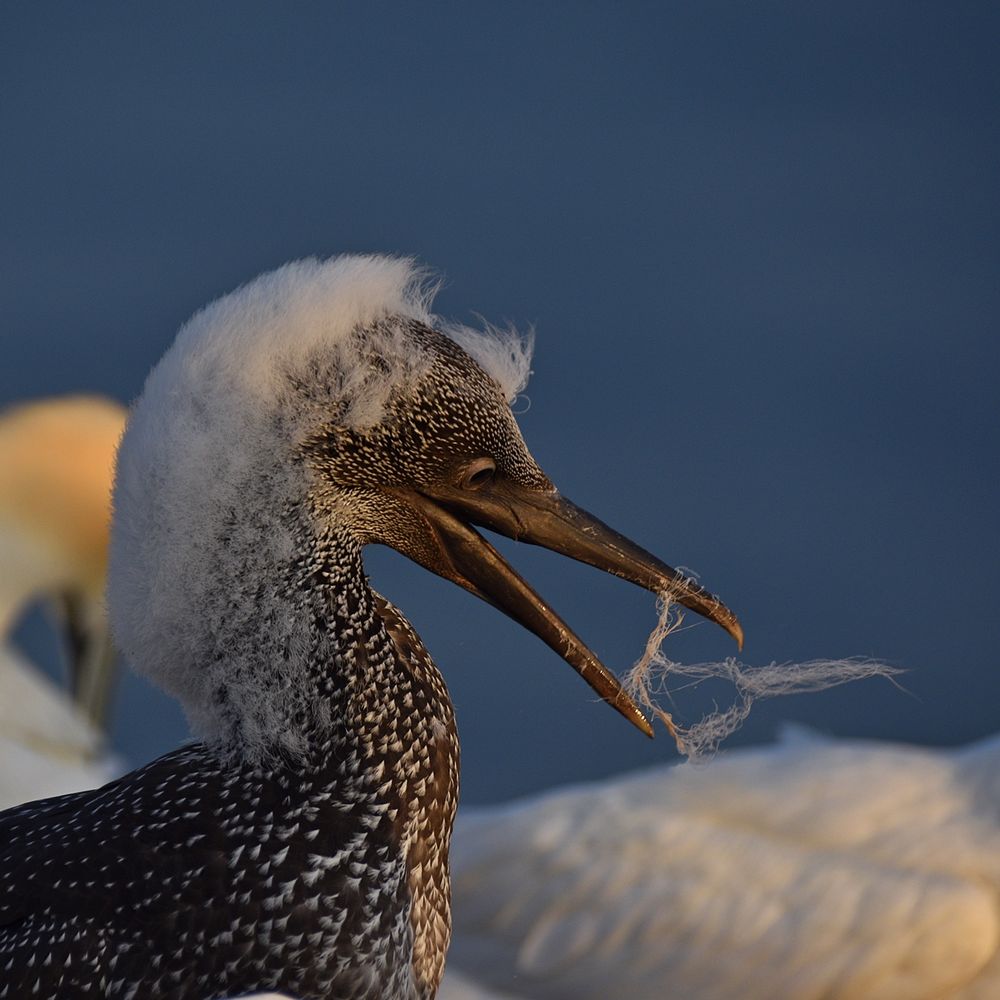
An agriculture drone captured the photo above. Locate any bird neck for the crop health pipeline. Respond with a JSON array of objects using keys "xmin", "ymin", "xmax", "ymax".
[
  {"xmin": 219, "ymin": 511, "xmax": 459, "ymax": 995},
  {"xmin": 206, "ymin": 504, "xmax": 456, "ymax": 776}
]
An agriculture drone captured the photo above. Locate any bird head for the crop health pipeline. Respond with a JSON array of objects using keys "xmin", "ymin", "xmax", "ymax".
[
  {"xmin": 302, "ymin": 321, "xmax": 742, "ymax": 736},
  {"xmin": 110, "ymin": 255, "xmax": 740, "ymax": 752}
]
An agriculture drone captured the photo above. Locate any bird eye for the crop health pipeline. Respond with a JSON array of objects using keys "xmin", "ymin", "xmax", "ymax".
[{"xmin": 461, "ymin": 458, "xmax": 496, "ymax": 490}]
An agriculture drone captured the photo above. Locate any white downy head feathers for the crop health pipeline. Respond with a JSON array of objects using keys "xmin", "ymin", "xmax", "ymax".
[{"xmin": 108, "ymin": 255, "xmax": 532, "ymax": 753}]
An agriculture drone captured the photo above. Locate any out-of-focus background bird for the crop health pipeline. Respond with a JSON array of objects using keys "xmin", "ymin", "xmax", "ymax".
[{"xmin": 0, "ymin": 395, "xmax": 125, "ymax": 808}]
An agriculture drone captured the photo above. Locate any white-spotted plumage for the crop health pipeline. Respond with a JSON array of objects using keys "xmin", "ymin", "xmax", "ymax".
[{"xmin": 442, "ymin": 728, "xmax": 1000, "ymax": 1000}]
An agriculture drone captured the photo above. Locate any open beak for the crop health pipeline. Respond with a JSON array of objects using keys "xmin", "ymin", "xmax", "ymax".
[{"xmin": 391, "ymin": 477, "xmax": 742, "ymax": 739}]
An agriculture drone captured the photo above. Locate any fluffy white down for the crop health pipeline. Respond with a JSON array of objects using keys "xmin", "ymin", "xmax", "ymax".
[
  {"xmin": 445, "ymin": 729, "xmax": 1000, "ymax": 1000},
  {"xmin": 108, "ymin": 255, "xmax": 532, "ymax": 753}
]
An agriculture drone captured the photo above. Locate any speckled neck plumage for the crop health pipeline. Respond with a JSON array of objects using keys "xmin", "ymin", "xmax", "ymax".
[
  {"xmin": 217, "ymin": 506, "xmax": 461, "ymax": 995},
  {"xmin": 309, "ymin": 526, "xmax": 460, "ymax": 996}
]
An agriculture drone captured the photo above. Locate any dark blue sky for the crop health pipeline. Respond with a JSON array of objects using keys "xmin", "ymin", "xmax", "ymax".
[{"xmin": 3, "ymin": 3, "xmax": 998, "ymax": 802}]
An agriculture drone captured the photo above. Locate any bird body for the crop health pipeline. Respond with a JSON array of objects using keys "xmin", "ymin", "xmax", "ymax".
[
  {"xmin": 1, "ymin": 631, "xmax": 452, "ymax": 999},
  {"xmin": 0, "ymin": 256, "xmax": 741, "ymax": 997},
  {"xmin": 444, "ymin": 729, "xmax": 1000, "ymax": 1000}
]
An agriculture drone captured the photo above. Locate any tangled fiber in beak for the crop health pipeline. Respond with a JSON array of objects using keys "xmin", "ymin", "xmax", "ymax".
[{"xmin": 623, "ymin": 594, "xmax": 902, "ymax": 759}]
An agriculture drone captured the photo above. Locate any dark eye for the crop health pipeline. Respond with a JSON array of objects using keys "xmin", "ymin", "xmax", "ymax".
[{"xmin": 461, "ymin": 458, "xmax": 496, "ymax": 490}]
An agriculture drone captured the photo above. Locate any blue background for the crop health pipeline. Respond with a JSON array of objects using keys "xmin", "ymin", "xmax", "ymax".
[{"xmin": 3, "ymin": 4, "xmax": 998, "ymax": 803}]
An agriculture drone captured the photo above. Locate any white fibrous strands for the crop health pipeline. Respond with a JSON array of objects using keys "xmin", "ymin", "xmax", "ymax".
[{"xmin": 623, "ymin": 593, "xmax": 902, "ymax": 759}]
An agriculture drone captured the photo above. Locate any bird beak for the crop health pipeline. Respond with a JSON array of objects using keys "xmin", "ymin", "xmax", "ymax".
[{"xmin": 393, "ymin": 479, "xmax": 742, "ymax": 739}]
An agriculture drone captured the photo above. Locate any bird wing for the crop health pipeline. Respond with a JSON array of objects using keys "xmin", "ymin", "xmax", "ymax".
[{"xmin": 447, "ymin": 735, "xmax": 1000, "ymax": 1000}]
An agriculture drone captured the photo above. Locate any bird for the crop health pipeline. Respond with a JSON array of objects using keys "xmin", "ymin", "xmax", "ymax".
[
  {"xmin": 0, "ymin": 255, "xmax": 742, "ymax": 1000},
  {"xmin": 0, "ymin": 395, "xmax": 125, "ymax": 809},
  {"xmin": 441, "ymin": 727, "xmax": 1000, "ymax": 1000}
]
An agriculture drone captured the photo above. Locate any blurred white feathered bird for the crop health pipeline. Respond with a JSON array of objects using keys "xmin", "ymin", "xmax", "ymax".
[
  {"xmin": 0, "ymin": 395, "xmax": 125, "ymax": 808},
  {"xmin": 441, "ymin": 728, "xmax": 1000, "ymax": 1000}
]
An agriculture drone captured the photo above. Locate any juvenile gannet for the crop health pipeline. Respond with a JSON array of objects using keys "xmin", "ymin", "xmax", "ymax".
[{"xmin": 0, "ymin": 256, "xmax": 740, "ymax": 999}]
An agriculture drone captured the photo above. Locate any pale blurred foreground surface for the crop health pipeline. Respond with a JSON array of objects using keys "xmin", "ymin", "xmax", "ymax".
[
  {"xmin": 233, "ymin": 988, "xmax": 510, "ymax": 1000},
  {"xmin": 229, "ymin": 971, "xmax": 510, "ymax": 999}
]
